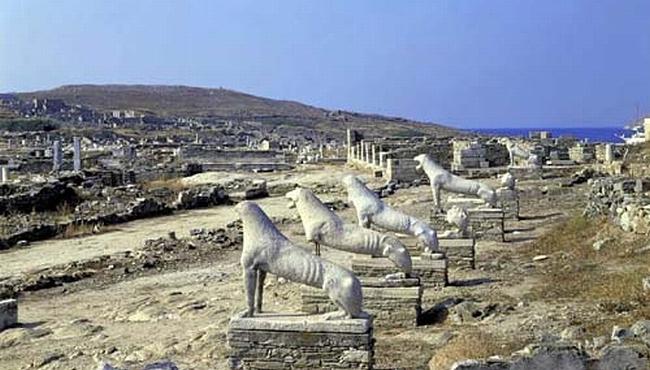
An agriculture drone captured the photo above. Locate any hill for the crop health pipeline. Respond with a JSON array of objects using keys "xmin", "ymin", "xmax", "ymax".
[{"xmin": 15, "ymin": 84, "xmax": 460, "ymax": 138}]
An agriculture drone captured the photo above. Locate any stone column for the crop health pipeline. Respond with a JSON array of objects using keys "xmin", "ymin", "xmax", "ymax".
[
  {"xmin": 52, "ymin": 140, "xmax": 63, "ymax": 172},
  {"xmin": 605, "ymin": 144, "xmax": 613, "ymax": 163},
  {"xmin": 73, "ymin": 137, "xmax": 82, "ymax": 172},
  {"xmin": 379, "ymin": 152, "xmax": 387, "ymax": 168},
  {"xmin": 1, "ymin": 166, "xmax": 8, "ymax": 183},
  {"xmin": 364, "ymin": 142, "xmax": 370, "ymax": 164},
  {"xmin": 346, "ymin": 129, "xmax": 352, "ymax": 162},
  {"xmin": 645, "ymin": 118, "xmax": 650, "ymax": 143},
  {"xmin": 371, "ymin": 145, "xmax": 377, "ymax": 167},
  {"xmin": 350, "ymin": 146, "xmax": 356, "ymax": 163},
  {"xmin": 357, "ymin": 142, "xmax": 362, "ymax": 161}
]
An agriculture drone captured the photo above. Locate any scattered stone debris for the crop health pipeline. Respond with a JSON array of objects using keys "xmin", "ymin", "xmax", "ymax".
[
  {"xmin": 584, "ymin": 177, "xmax": 650, "ymax": 234},
  {"xmin": 451, "ymin": 321, "xmax": 650, "ymax": 370},
  {"xmin": 98, "ymin": 360, "xmax": 179, "ymax": 370},
  {"xmin": 174, "ymin": 185, "xmax": 228, "ymax": 210}
]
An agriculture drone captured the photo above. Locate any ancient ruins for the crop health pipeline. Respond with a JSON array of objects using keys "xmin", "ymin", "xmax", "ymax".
[{"xmin": 1, "ymin": 89, "xmax": 650, "ymax": 370}]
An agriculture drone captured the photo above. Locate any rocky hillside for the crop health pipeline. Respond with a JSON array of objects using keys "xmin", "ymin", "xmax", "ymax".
[{"xmin": 15, "ymin": 84, "xmax": 460, "ymax": 138}]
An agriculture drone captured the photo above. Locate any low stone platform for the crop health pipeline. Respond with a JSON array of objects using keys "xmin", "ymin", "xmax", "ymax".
[
  {"xmin": 439, "ymin": 237, "xmax": 476, "ymax": 269},
  {"xmin": 467, "ymin": 208, "xmax": 505, "ymax": 242},
  {"xmin": 445, "ymin": 196, "xmax": 486, "ymax": 210},
  {"xmin": 508, "ymin": 166, "xmax": 543, "ymax": 180},
  {"xmin": 227, "ymin": 313, "xmax": 374, "ymax": 370},
  {"xmin": 0, "ymin": 299, "xmax": 17, "ymax": 332},
  {"xmin": 429, "ymin": 210, "xmax": 453, "ymax": 231},
  {"xmin": 430, "ymin": 207, "xmax": 505, "ymax": 242},
  {"xmin": 301, "ymin": 277, "xmax": 422, "ymax": 327},
  {"xmin": 496, "ymin": 188, "xmax": 519, "ymax": 220},
  {"xmin": 351, "ymin": 256, "xmax": 448, "ymax": 288}
]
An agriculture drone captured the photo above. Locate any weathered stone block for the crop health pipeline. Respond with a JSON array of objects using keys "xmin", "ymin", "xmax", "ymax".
[
  {"xmin": 439, "ymin": 237, "xmax": 476, "ymax": 269},
  {"xmin": 227, "ymin": 313, "xmax": 374, "ymax": 370},
  {"xmin": 467, "ymin": 208, "xmax": 505, "ymax": 242},
  {"xmin": 0, "ymin": 299, "xmax": 17, "ymax": 331},
  {"xmin": 301, "ymin": 277, "xmax": 422, "ymax": 327},
  {"xmin": 496, "ymin": 188, "xmax": 519, "ymax": 220},
  {"xmin": 431, "ymin": 208, "xmax": 504, "ymax": 242},
  {"xmin": 351, "ymin": 256, "xmax": 447, "ymax": 288}
]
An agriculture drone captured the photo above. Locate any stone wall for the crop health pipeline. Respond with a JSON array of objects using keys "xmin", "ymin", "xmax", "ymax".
[{"xmin": 584, "ymin": 177, "xmax": 650, "ymax": 234}]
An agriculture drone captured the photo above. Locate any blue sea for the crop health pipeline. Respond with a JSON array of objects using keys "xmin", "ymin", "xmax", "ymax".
[{"xmin": 472, "ymin": 127, "xmax": 630, "ymax": 143}]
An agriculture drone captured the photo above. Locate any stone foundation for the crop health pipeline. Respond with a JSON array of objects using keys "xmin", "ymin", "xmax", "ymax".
[
  {"xmin": 0, "ymin": 299, "xmax": 17, "ymax": 332},
  {"xmin": 508, "ymin": 166, "xmax": 543, "ymax": 180},
  {"xmin": 496, "ymin": 188, "xmax": 519, "ymax": 220},
  {"xmin": 301, "ymin": 277, "xmax": 422, "ymax": 327},
  {"xmin": 467, "ymin": 208, "xmax": 505, "ymax": 242},
  {"xmin": 351, "ymin": 256, "xmax": 447, "ymax": 288},
  {"xmin": 227, "ymin": 313, "xmax": 374, "ymax": 370},
  {"xmin": 439, "ymin": 238, "xmax": 476, "ymax": 269},
  {"xmin": 430, "ymin": 211, "xmax": 453, "ymax": 231},
  {"xmin": 430, "ymin": 208, "xmax": 504, "ymax": 242},
  {"xmin": 445, "ymin": 196, "xmax": 486, "ymax": 210}
]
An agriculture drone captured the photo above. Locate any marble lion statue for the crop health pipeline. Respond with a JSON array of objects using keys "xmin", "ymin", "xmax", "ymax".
[
  {"xmin": 235, "ymin": 201, "xmax": 368, "ymax": 320},
  {"xmin": 498, "ymin": 137, "xmax": 540, "ymax": 168},
  {"xmin": 285, "ymin": 188, "xmax": 412, "ymax": 280},
  {"xmin": 341, "ymin": 174, "xmax": 440, "ymax": 254},
  {"xmin": 413, "ymin": 153, "xmax": 496, "ymax": 213},
  {"xmin": 500, "ymin": 172, "xmax": 516, "ymax": 190},
  {"xmin": 438, "ymin": 205, "xmax": 470, "ymax": 239}
]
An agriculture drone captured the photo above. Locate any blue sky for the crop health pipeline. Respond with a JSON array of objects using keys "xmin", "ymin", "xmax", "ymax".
[{"xmin": 1, "ymin": 0, "xmax": 649, "ymax": 128}]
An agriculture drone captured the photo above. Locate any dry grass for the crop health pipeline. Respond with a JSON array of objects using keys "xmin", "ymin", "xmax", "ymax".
[
  {"xmin": 53, "ymin": 202, "xmax": 75, "ymax": 222},
  {"xmin": 61, "ymin": 222, "xmax": 102, "ymax": 239},
  {"xmin": 428, "ymin": 330, "xmax": 524, "ymax": 370},
  {"xmin": 522, "ymin": 214, "xmax": 650, "ymax": 336}
]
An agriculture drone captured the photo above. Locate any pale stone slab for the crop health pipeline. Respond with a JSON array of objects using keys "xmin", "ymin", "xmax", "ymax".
[
  {"xmin": 228, "ymin": 312, "xmax": 374, "ymax": 369},
  {"xmin": 229, "ymin": 312, "xmax": 371, "ymax": 334},
  {"xmin": 0, "ymin": 299, "xmax": 17, "ymax": 331}
]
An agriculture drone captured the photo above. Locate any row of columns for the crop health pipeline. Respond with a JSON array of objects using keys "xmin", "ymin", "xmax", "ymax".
[
  {"xmin": 347, "ymin": 139, "xmax": 384, "ymax": 168},
  {"xmin": 52, "ymin": 137, "xmax": 83, "ymax": 172}
]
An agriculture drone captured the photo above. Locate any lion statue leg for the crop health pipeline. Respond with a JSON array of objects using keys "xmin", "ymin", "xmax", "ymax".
[{"xmin": 323, "ymin": 273, "xmax": 367, "ymax": 320}]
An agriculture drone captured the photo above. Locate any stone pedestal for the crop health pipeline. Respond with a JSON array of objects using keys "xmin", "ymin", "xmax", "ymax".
[
  {"xmin": 430, "ymin": 210, "xmax": 452, "ymax": 231},
  {"xmin": 445, "ymin": 197, "xmax": 486, "ymax": 210},
  {"xmin": 439, "ymin": 237, "xmax": 476, "ymax": 269},
  {"xmin": 467, "ymin": 208, "xmax": 505, "ymax": 242},
  {"xmin": 496, "ymin": 188, "xmax": 519, "ymax": 220},
  {"xmin": 227, "ymin": 313, "xmax": 374, "ymax": 370},
  {"xmin": 351, "ymin": 256, "xmax": 447, "ymax": 288},
  {"xmin": 0, "ymin": 299, "xmax": 17, "ymax": 332},
  {"xmin": 431, "ymin": 207, "xmax": 504, "ymax": 241},
  {"xmin": 301, "ymin": 277, "xmax": 421, "ymax": 327}
]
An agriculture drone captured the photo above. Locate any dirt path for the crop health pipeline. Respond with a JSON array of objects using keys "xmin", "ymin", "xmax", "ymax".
[{"xmin": 0, "ymin": 197, "xmax": 291, "ymax": 278}]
